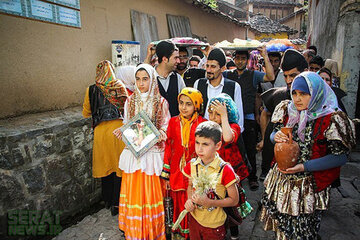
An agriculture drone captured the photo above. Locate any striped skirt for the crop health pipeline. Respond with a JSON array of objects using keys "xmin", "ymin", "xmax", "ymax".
[{"xmin": 119, "ymin": 170, "xmax": 165, "ymax": 240}]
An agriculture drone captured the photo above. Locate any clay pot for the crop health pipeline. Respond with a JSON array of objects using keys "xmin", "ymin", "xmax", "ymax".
[{"xmin": 274, "ymin": 127, "xmax": 300, "ymax": 172}]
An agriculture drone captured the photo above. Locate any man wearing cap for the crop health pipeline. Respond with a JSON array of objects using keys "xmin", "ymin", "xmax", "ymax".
[
  {"xmin": 146, "ymin": 40, "xmax": 186, "ymax": 117},
  {"xmin": 193, "ymin": 48, "xmax": 244, "ymax": 131},
  {"xmin": 259, "ymin": 49, "xmax": 308, "ymax": 180},
  {"xmin": 223, "ymin": 46, "xmax": 275, "ymax": 191}
]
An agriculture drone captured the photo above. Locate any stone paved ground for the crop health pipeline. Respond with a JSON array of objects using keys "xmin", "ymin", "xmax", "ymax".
[{"xmin": 53, "ymin": 151, "xmax": 360, "ymax": 240}]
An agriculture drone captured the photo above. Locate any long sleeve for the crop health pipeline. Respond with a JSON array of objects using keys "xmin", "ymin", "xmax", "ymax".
[
  {"xmin": 234, "ymin": 83, "xmax": 244, "ymax": 133},
  {"xmin": 82, "ymin": 87, "xmax": 92, "ymax": 118},
  {"xmin": 270, "ymin": 130, "xmax": 276, "ymax": 144},
  {"xmin": 122, "ymin": 100, "xmax": 130, "ymax": 125},
  {"xmin": 160, "ymin": 98, "xmax": 171, "ymax": 132},
  {"xmin": 303, "ymin": 154, "xmax": 347, "ymax": 172},
  {"xmin": 161, "ymin": 118, "xmax": 174, "ymax": 180}
]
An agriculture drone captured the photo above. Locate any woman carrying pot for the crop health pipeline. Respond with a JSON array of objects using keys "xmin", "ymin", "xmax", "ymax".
[{"xmin": 259, "ymin": 71, "xmax": 356, "ymax": 239}]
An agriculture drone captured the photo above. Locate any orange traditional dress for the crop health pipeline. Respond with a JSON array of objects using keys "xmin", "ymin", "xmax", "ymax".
[
  {"xmin": 161, "ymin": 88, "xmax": 205, "ymax": 239},
  {"xmin": 118, "ymin": 64, "xmax": 170, "ymax": 240}
]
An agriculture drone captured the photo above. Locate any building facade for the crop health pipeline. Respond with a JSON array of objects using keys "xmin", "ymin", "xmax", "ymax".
[{"xmin": 0, "ymin": 0, "xmax": 249, "ymax": 119}]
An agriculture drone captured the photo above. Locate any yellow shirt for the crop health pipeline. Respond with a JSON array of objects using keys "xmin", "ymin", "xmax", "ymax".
[{"xmin": 183, "ymin": 155, "xmax": 237, "ymax": 228}]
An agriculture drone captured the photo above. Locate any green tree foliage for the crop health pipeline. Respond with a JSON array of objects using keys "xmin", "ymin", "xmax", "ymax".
[{"xmin": 201, "ymin": 0, "xmax": 218, "ymax": 9}]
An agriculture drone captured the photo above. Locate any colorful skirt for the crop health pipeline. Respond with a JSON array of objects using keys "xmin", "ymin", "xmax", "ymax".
[
  {"xmin": 170, "ymin": 190, "xmax": 189, "ymax": 239},
  {"xmin": 119, "ymin": 170, "xmax": 166, "ymax": 240}
]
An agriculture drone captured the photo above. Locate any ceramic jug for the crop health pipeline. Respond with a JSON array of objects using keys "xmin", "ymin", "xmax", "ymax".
[{"xmin": 274, "ymin": 127, "xmax": 300, "ymax": 172}]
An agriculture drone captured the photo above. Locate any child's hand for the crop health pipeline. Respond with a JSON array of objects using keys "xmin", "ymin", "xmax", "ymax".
[
  {"xmin": 192, "ymin": 194, "xmax": 211, "ymax": 208},
  {"xmin": 158, "ymin": 129, "xmax": 167, "ymax": 142},
  {"xmin": 113, "ymin": 128, "xmax": 122, "ymax": 139},
  {"xmin": 165, "ymin": 180, "xmax": 171, "ymax": 190},
  {"xmin": 184, "ymin": 199, "xmax": 195, "ymax": 212},
  {"xmin": 211, "ymin": 100, "xmax": 228, "ymax": 118}
]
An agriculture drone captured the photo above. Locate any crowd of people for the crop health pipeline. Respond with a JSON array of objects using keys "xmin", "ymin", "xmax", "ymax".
[{"xmin": 82, "ymin": 40, "xmax": 355, "ymax": 240}]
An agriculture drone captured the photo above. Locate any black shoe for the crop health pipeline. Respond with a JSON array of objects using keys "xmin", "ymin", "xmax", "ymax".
[
  {"xmin": 111, "ymin": 206, "xmax": 119, "ymax": 216},
  {"xmin": 259, "ymin": 172, "xmax": 267, "ymax": 181},
  {"xmin": 249, "ymin": 180, "xmax": 259, "ymax": 191}
]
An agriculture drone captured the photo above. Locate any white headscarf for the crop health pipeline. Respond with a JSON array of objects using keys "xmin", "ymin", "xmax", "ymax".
[
  {"xmin": 115, "ymin": 65, "xmax": 136, "ymax": 92},
  {"xmin": 128, "ymin": 64, "xmax": 163, "ymax": 129}
]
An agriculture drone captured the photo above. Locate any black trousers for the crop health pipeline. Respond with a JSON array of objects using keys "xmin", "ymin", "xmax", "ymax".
[
  {"xmin": 101, "ymin": 172, "xmax": 121, "ymax": 207},
  {"xmin": 243, "ymin": 119, "xmax": 258, "ymax": 181},
  {"xmin": 261, "ymin": 122, "xmax": 275, "ymax": 175}
]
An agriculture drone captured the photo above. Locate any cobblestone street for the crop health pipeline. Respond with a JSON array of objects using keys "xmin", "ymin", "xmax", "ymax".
[{"xmin": 53, "ymin": 150, "xmax": 360, "ymax": 240}]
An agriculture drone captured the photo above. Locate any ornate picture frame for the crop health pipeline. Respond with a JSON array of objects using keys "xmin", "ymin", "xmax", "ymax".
[{"xmin": 120, "ymin": 111, "xmax": 160, "ymax": 158}]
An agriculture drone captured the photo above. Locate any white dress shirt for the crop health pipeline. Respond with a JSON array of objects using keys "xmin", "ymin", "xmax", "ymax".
[
  {"xmin": 194, "ymin": 76, "xmax": 244, "ymax": 132},
  {"xmin": 154, "ymin": 70, "xmax": 186, "ymax": 93}
]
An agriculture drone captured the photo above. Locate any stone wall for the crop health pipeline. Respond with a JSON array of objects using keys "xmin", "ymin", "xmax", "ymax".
[
  {"xmin": 308, "ymin": 0, "xmax": 360, "ymax": 118},
  {"xmin": 0, "ymin": 107, "xmax": 100, "ymax": 238}
]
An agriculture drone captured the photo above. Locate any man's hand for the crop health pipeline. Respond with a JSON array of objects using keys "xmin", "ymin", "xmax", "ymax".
[
  {"xmin": 144, "ymin": 43, "xmax": 156, "ymax": 64},
  {"xmin": 256, "ymin": 140, "xmax": 264, "ymax": 151},
  {"xmin": 199, "ymin": 45, "xmax": 212, "ymax": 58},
  {"xmin": 257, "ymin": 45, "xmax": 268, "ymax": 58}
]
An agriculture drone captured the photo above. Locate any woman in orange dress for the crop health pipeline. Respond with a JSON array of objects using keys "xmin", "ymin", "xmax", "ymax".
[{"xmin": 114, "ymin": 63, "xmax": 170, "ymax": 240}]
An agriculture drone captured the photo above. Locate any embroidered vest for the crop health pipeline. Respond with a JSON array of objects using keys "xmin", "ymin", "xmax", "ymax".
[{"xmin": 89, "ymin": 84, "xmax": 122, "ymax": 128}]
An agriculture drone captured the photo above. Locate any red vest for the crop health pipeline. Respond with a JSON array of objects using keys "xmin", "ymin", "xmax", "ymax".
[{"xmin": 311, "ymin": 114, "xmax": 340, "ymax": 192}]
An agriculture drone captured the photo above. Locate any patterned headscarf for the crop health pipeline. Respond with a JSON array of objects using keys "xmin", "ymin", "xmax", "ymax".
[
  {"xmin": 209, "ymin": 93, "xmax": 240, "ymax": 124},
  {"xmin": 178, "ymin": 87, "xmax": 203, "ymax": 111},
  {"xmin": 287, "ymin": 71, "xmax": 339, "ymax": 141},
  {"xmin": 128, "ymin": 63, "xmax": 163, "ymax": 130},
  {"xmin": 95, "ymin": 60, "xmax": 128, "ymax": 112}
]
